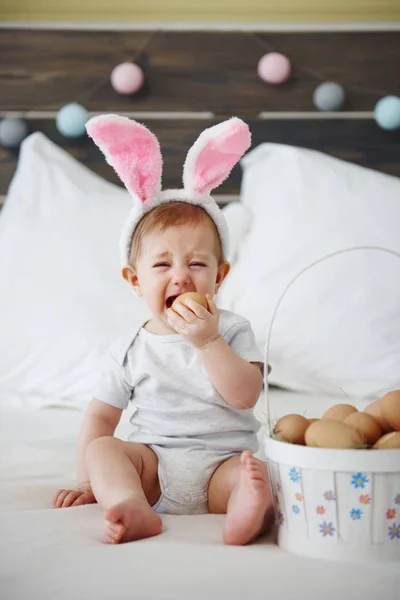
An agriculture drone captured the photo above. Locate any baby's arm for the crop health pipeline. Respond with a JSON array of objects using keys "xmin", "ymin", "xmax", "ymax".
[
  {"xmin": 53, "ymin": 399, "xmax": 122, "ymax": 508},
  {"xmin": 196, "ymin": 337, "xmax": 263, "ymax": 409},
  {"xmin": 167, "ymin": 294, "xmax": 263, "ymax": 410},
  {"xmin": 77, "ymin": 399, "xmax": 122, "ymax": 483}
]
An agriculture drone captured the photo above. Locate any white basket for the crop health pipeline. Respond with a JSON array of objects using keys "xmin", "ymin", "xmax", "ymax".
[{"xmin": 263, "ymin": 247, "xmax": 400, "ymax": 562}]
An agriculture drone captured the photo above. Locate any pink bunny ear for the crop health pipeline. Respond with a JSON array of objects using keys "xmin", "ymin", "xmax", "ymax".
[
  {"xmin": 183, "ymin": 118, "xmax": 251, "ymax": 196},
  {"xmin": 86, "ymin": 114, "xmax": 162, "ymax": 203}
]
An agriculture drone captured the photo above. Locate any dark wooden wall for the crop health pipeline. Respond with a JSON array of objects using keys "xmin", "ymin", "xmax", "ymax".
[{"xmin": 1, "ymin": 29, "xmax": 399, "ymax": 195}]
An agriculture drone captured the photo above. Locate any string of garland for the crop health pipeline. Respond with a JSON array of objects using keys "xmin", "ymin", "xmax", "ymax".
[
  {"xmin": 0, "ymin": 29, "xmax": 399, "ymax": 147},
  {"xmin": 249, "ymin": 32, "xmax": 400, "ymax": 127}
]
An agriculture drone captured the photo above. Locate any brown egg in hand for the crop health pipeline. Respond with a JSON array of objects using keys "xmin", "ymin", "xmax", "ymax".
[
  {"xmin": 305, "ymin": 419, "xmax": 364, "ymax": 449},
  {"xmin": 274, "ymin": 414, "xmax": 310, "ymax": 445},
  {"xmin": 364, "ymin": 399, "xmax": 393, "ymax": 433},
  {"xmin": 322, "ymin": 403, "xmax": 358, "ymax": 421},
  {"xmin": 172, "ymin": 292, "xmax": 208, "ymax": 313},
  {"xmin": 344, "ymin": 412, "xmax": 382, "ymax": 446},
  {"xmin": 381, "ymin": 390, "xmax": 400, "ymax": 431}
]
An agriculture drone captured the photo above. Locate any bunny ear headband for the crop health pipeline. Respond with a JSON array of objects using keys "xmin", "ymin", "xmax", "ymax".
[{"xmin": 86, "ymin": 114, "xmax": 252, "ymax": 266}]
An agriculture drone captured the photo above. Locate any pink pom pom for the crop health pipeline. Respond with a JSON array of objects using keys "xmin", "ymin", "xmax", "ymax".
[
  {"xmin": 257, "ymin": 52, "xmax": 291, "ymax": 85},
  {"xmin": 111, "ymin": 62, "xmax": 144, "ymax": 95}
]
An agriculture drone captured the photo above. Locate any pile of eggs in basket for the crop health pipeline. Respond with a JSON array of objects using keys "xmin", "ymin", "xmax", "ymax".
[{"xmin": 273, "ymin": 390, "xmax": 400, "ymax": 450}]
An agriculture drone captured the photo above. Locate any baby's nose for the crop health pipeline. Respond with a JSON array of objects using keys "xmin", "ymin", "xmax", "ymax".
[{"xmin": 172, "ymin": 267, "xmax": 191, "ymax": 285}]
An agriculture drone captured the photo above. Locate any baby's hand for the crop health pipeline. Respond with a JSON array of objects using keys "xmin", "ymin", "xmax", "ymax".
[
  {"xmin": 167, "ymin": 293, "xmax": 219, "ymax": 349},
  {"xmin": 53, "ymin": 482, "xmax": 96, "ymax": 508}
]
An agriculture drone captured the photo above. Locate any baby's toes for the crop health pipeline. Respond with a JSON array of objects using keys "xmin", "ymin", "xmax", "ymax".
[
  {"xmin": 242, "ymin": 455, "xmax": 258, "ymax": 474},
  {"xmin": 104, "ymin": 532, "xmax": 118, "ymax": 544},
  {"xmin": 249, "ymin": 462, "xmax": 263, "ymax": 477},
  {"xmin": 103, "ymin": 527, "xmax": 118, "ymax": 544},
  {"xmin": 104, "ymin": 521, "xmax": 125, "ymax": 544},
  {"xmin": 114, "ymin": 523, "xmax": 126, "ymax": 540},
  {"xmin": 240, "ymin": 450, "xmax": 252, "ymax": 466},
  {"xmin": 250, "ymin": 471, "xmax": 265, "ymax": 488},
  {"xmin": 107, "ymin": 522, "xmax": 121, "ymax": 535}
]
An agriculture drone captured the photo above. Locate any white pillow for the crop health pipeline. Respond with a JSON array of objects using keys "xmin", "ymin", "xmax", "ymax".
[
  {"xmin": 219, "ymin": 143, "xmax": 400, "ymax": 400},
  {"xmin": 0, "ymin": 133, "xmax": 244, "ymax": 409},
  {"xmin": 221, "ymin": 201, "xmax": 252, "ymax": 264},
  {"xmin": 0, "ymin": 133, "xmax": 151, "ymax": 408}
]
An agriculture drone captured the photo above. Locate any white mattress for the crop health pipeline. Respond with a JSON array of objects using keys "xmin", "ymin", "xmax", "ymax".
[{"xmin": 1, "ymin": 389, "xmax": 399, "ymax": 600}]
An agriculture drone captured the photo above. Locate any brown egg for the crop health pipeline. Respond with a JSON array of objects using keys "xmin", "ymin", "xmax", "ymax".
[
  {"xmin": 373, "ymin": 431, "xmax": 400, "ymax": 450},
  {"xmin": 344, "ymin": 412, "xmax": 382, "ymax": 446},
  {"xmin": 322, "ymin": 403, "xmax": 358, "ymax": 421},
  {"xmin": 308, "ymin": 418, "xmax": 320, "ymax": 424},
  {"xmin": 381, "ymin": 390, "xmax": 400, "ymax": 431},
  {"xmin": 274, "ymin": 414, "xmax": 310, "ymax": 445},
  {"xmin": 172, "ymin": 292, "xmax": 208, "ymax": 313},
  {"xmin": 305, "ymin": 419, "xmax": 364, "ymax": 449},
  {"xmin": 364, "ymin": 400, "xmax": 393, "ymax": 433}
]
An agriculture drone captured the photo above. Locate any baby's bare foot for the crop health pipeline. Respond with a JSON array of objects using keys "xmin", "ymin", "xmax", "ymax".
[
  {"xmin": 223, "ymin": 451, "xmax": 273, "ymax": 546},
  {"xmin": 103, "ymin": 498, "xmax": 162, "ymax": 544}
]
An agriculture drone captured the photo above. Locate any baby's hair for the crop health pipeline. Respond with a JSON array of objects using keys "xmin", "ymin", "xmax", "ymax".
[{"xmin": 129, "ymin": 201, "xmax": 225, "ymax": 266}]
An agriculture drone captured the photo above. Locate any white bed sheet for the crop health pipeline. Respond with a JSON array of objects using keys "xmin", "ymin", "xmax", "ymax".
[{"xmin": 0, "ymin": 389, "xmax": 399, "ymax": 600}]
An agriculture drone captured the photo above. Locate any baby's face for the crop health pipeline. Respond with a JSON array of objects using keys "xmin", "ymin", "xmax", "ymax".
[{"xmin": 128, "ymin": 222, "xmax": 229, "ymax": 334}]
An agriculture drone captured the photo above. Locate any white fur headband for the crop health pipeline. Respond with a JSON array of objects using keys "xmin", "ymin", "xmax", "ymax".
[{"xmin": 86, "ymin": 114, "xmax": 251, "ymax": 266}]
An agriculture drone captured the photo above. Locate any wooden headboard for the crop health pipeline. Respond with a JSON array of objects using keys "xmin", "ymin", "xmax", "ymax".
[{"xmin": 1, "ymin": 28, "xmax": 399, "ymax": 198}]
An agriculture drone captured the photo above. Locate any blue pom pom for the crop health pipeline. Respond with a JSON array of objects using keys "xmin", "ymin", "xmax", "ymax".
[
  {"xmin": 0, "ymin": 118, "xmax": 28, "ymax": 147},
  {"xmin": 56, "ymin": 103, "xmax": 89, "ymax": 138},
  {"xmin": 313, "ymin": 82, "xmax": 346, "ymax": 112},
  {"xmin": 374, "ymin": 96, "xmax": 400, "ymax": 131}
]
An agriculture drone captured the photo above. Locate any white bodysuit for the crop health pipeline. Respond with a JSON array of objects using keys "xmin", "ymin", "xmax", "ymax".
[{"xmin": 93, "ymin": 309, "xmax": 263, "ymax": 515}]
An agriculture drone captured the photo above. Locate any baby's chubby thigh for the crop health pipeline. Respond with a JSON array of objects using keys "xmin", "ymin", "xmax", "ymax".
[{"xmin": 86, "ymin": 436, "xmax": 161, "ymax": 507}]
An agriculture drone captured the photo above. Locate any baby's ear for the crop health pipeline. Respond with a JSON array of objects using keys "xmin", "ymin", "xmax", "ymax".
[
  {"xmin": 182, "ymin": 118, "xmax": 251, "ymax": 197},
  {"xmin": 121, "ymin": 265, "xmax": 141, "ymax": 295},
  {"xmin": 86, "ymin": 114, "xmax": 162, "ymax": 204},
  {"xmin": 215, "ymin": 261, "xmax": 231, "ymax": 292}
]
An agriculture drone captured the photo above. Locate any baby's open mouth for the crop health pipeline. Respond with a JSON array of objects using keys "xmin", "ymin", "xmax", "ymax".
[{"xmin": 166, "ymin": 295, "xmax": 179, "ymax": 309}]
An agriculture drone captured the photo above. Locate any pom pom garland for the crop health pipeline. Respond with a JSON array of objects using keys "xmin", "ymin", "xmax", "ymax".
[
  {"xmin": 111, "ymin": 63, "xmax": 144, "ymax": 95},
  {"xmin": 0, "ymin": 118, "xmax": 28, "ymax": 147},
  {"xmin": 56, "ymin": 103, "xmax": 89, "ymax": 138},
  {"xmin": 257, "ymin": 52, "xmax": 291, "ymax": 85}
]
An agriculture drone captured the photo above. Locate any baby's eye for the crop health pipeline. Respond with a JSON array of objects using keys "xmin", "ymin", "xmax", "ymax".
[
  {"xmin": 190, "ymin": 262, "xmax": 206, "ymax": 267},
  {"xmin": 153, "ymin": 263, "xmax": 169, "ymax": 268}
]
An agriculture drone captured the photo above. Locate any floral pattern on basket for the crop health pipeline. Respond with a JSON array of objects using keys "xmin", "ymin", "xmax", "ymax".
[
  {"xmin": 351, "ymin": 473, "xmax": 369, "ymax": 489},
  {"xmin": 319, "ymin": 522, "xmax": 336, "ymax": 537},
  {"xmin": 267, "ymin": 457, "xmax": 400, "ymax": 556},
  {"xmin": 350, "ymin": 508, "xmax": 363, "ymax": 520},
  {"xmin": 388, "ymin": 523, "xmax": 400, "ymax": 540},
  {"xmin": 324, "ymin": 490, "xmax": 336, "ymax": 501},
  {"xmin": 359, "ymin": 494, "xmax": 371, "ymax": 505},
  {"xmin": 289, "ymin": 468, "xmax": 301, "ymax": 483}
]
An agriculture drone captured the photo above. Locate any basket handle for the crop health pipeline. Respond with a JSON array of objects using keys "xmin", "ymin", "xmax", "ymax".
[{"xmin": 263, "ymin": 245, "xmax": 400, "ymax": 423}]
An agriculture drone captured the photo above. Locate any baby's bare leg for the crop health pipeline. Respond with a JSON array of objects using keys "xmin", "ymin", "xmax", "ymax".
[
  {"xmin": 208, "ymin": 451, "xmax": 274, "ymax": 545},
  {"xmin": 85, "ymin": 437, "xmax": 162, "ymax": 544}
]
